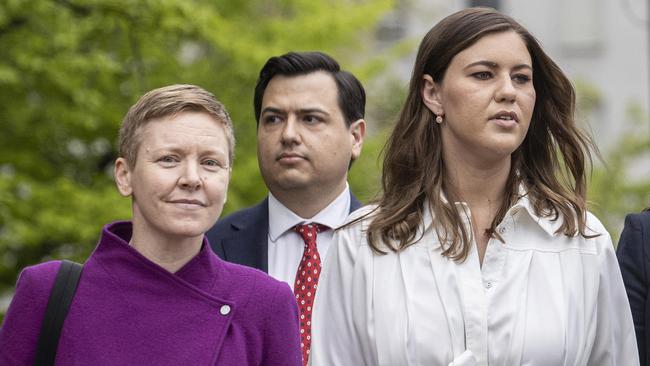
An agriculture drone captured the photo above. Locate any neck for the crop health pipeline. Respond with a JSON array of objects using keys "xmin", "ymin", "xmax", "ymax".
[
  {"xmin": 129, "ymin": 220, "xmax": 203, "ymax": 273},
  {"xmin": 271, "ymin": 182, "xmax": 347, "ymax": 219},
  {"xmin": 446, "ymin": 165, "xmax": 510, "ymax": 210},
  {"xmin": 443, "ymin": 148, "xmax": 511, "ymax": 209},
  {"xmin": 443, "ymin": 149, "xmax": 512, "ymax": 265}
]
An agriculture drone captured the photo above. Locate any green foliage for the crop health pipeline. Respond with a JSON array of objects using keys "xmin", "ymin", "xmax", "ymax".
[
  {"xmin": 574, "ymin": 77, "xmax": 602, "ymax": 116},
  {"xmin": 588, "ymin": 101, "xmax": 650, "ymax": 242},
  {"xmin": 348, "ymin": 128, "xmax": 387, "ymax": 203},
  {"xmin": 0, "ymin": 0, "xmax": 394, "ymax": 297},
  {"xmin": 3, "ymin": 0, "xmax": 645, "ymax": 321},
  {"xmin": 349, "ymin": 76, "xmax": 409, "ymax": 203}
]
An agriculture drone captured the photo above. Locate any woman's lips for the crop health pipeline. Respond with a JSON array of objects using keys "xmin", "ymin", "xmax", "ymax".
[
  {"xmin": 168, "ymin": 199, "xmax": 206, "ymax": 210},
  {"xmin": 489, "ymin": 118, "xmax": 518, "ymax": 128}
]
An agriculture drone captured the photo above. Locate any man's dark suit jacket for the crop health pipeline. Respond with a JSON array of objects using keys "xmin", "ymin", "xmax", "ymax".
[
  {"xmin": 617, "ymin": 210, "xmax": 650, "ymax": 366},
  {"xmin": 206, "ymin": 192, "xmax": 362, "ymax": 273}
]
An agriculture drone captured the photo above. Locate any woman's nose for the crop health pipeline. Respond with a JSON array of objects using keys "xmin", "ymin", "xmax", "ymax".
[
  {"xmin": 178, "ymin": 163, "xmax": 202, "ymax": 190},
  {"xmin": 495, "ymin": 77, "xmax": 517, "ymax": 103}
]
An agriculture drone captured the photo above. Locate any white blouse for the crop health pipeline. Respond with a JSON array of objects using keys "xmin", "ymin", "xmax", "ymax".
[{"xmin": 310, "ymin": 196, "xmax": 638, "ymax": 366}]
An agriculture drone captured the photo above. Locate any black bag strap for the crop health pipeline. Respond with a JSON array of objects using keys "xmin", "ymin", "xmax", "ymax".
[{"xmin": 34, "ymin": 259, "xmax": 83, "ymax": 366}]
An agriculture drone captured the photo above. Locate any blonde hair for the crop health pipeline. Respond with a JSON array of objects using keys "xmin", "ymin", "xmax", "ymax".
[{"xmin": 118, "ymin": 84, "xmax": 235, "ymax": 167}]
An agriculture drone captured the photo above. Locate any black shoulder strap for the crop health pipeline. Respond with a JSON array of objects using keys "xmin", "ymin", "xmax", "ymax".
[{"xmin": 34, "ymin": 260, "xmax": 83, "ymax": 366}]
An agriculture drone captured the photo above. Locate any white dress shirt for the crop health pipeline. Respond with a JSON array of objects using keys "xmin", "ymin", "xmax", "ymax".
[
  {"xmin": 311, "ymin": 194, "xmax": 639, "ymax": 366},
  {"xmin": 267, "ymin": 184, "xmax": 351, "ymax": 288}
]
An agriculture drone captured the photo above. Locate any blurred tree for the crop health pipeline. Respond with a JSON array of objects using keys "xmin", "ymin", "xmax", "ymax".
[
  {"xmin": 574, "ymin": 80, "xmax": 650, "ymax": 242},
  {"xmin": 588, "ymin": 101, "xmax": 650, "ymax": 242},
  {"xmin": 0, "ymin": 0, "xmax": 393, "ymax": 298}
]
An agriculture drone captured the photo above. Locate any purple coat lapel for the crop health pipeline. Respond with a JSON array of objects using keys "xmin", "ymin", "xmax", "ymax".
[{"xmin": 0, "ymin": 221, "xmax": 301, "ymax": 365}]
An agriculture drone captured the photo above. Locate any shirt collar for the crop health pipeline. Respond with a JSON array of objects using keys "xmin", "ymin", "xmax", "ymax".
[
  {"xmin": 507, "ymin": 190, "xmax": 564, "ymax": 237},
  {"xmin": 267, "ymin": 183, "xmax": 351, "ymax": 241},
  {"xmin": 422, "ymin": 184, "xmax": 562, "ymax": 237}
]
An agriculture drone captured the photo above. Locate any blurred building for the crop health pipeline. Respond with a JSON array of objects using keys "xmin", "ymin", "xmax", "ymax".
[{"xmin": 374, "ymin": 0, "xmax": 649, "ymax": 151}]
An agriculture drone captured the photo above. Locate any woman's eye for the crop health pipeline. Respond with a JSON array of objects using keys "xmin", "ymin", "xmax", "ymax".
[
  {"xmin": 204, "ymin": 159, "xmax": 221, "ymax": 167},
  {"xmin": 203, "ymin": 159, "xmax": 227, "ymax": 170},
  {"xmin": 472, "ymin": 71, "xmax": 492, "ymax": 80},
  {"xmin": 158, "ymin": 155, "xmax": 178, "ymax": 164},
  {"xmin": 513, "ymin": 74, "xmax": 532, "ymax": 84}
]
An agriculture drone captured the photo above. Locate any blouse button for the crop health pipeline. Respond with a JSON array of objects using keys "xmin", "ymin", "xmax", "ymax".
[
  {"xmin": 485, "ymin": 281, "xmax": 493, "ymax": 289},
  {"xmin": 498, "ymin": 226, "xmax": 507, "ymax": 235},
  {"xmin": 219, "ymin": 305, "xmax": 231, "ymax": 316}
]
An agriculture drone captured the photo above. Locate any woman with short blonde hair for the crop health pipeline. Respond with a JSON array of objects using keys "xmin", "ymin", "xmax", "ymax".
[{"xmin": 0, "ymin": 84, "xmax": 301, "ymax": 365}]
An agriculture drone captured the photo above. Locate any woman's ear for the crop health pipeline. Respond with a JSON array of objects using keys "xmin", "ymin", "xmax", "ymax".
[
  {"xmin": 421, "ymin": 74, "xmax": 444, "ymax": 116},
  {"xmin": 114, "ymin": 157, "xmax": 133, "ymax": 197}
]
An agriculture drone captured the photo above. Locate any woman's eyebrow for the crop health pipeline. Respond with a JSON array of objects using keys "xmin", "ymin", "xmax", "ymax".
[{"xmin": 464, "ymin": 60, "xmax": 532, "ymax": 71}]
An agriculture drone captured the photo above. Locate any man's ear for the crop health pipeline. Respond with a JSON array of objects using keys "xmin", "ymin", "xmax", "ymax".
[
  {"xmin": 349, "ymin": 119, "xmax": 366, "ymax": 161},
  {"xmin": 421, "ymin": 74, "xmax": 444, "ymax": 116},
  {"xmin": 114, "ymin": 157, "xmax": 133, "ymax": 197}
]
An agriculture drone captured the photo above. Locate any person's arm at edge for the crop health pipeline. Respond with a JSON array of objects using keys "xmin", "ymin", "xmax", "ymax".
[
  {"xmin": 589, "ymin": 224, "xmax": 640, "ymax": 365},
  {"xmin": 616, "ymin": 213, "xmax": 647, "ymax": 365}
]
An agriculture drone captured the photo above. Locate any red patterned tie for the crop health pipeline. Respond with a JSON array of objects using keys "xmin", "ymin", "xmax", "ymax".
[{"xmin": 293, "ymin": 223, "xmax": 328, "ymax": 366}]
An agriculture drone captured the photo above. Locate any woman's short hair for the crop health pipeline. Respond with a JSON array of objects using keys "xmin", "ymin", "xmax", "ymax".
[
  {"xmin": 366, "ymin": 7, "xmax": 597, "ymax": 260},
  {"xmin": 118, "ymin": 84, "xmax": 235, "ymax": 167}
]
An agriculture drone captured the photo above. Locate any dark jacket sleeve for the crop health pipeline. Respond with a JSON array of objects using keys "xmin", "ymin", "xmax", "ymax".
[{"xmin": 617, "ymin": 212, "xmax": 650, "ymax": 366}]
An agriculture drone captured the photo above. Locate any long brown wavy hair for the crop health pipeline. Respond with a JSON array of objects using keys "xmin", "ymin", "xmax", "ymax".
[{"xmin": 365, "ymin": 7, "xmax": 598, "ymax": 260}]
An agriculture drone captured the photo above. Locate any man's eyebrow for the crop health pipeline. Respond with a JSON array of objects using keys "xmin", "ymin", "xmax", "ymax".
[
  {"xmin": 297, "ymin": 108, "xmax": 329, "ymax": 116},
  {"xmin": 260, "ymin": 107, "xmax": 330, "ymax": 116},
  {"xmin": 261, "ymin": 107, "xmax": 286, "ymax": 115}
]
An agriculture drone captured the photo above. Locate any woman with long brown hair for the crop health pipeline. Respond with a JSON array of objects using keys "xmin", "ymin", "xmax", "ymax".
[{"xmin": 310, "ymin": 8, "xmax": 637, "ymax": 365}]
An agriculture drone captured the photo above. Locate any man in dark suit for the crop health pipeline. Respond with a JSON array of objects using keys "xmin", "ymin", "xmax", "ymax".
[
  {"xmin": 206, "ymin": 51, "xmax": 365, "ymax": 365},
  {"xmin": 617, "ymin": 208, "xmax": 650, "ymax": 366}
]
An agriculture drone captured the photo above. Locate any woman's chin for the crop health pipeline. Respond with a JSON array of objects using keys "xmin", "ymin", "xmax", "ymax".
[{"xmin": 152, "ymin": 219, "xmax": 215, "ymax": 240}]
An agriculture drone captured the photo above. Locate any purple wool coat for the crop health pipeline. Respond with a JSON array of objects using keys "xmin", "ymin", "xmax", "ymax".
[{"xmin": 0, "ymin": 221, "xmax": 302, "ymax": 365}]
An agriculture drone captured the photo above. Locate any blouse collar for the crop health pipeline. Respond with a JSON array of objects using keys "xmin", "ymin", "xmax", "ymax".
[{"xmin": 421, "ymin": 185, "xmax": 564, "ymax": 238}]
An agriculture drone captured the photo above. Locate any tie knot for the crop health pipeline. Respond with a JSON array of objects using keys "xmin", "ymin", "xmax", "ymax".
[{"xmin": 293, "ymin": 223, "xmax": 329, "ymax": 244}]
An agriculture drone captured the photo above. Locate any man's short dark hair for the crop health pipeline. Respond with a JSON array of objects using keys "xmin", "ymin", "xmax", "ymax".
[{"xmin": 253, "ymin": 51, "xmax": 365, "ymax": 126}]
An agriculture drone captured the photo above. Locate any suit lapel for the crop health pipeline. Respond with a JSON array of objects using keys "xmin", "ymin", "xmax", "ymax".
[
  {"xmin": 219, "ymin": 192, "xmax": 360, "ymax": 274},
  {"xmin": 221, "ymin": 199, "xmax": 269, "ymax": 273},
  {"xmin": 349, "ymin": 192, "xmax": 362, "ymax": 213}
]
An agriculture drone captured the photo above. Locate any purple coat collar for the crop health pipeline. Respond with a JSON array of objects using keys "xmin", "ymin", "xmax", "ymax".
[
  {"xmin": 94, "ymin": 221, "xmax": 225, "ymax": 298},
  {"xmin": 0, "ymin": 221, "xmax": 302, "ymax": 365}
]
